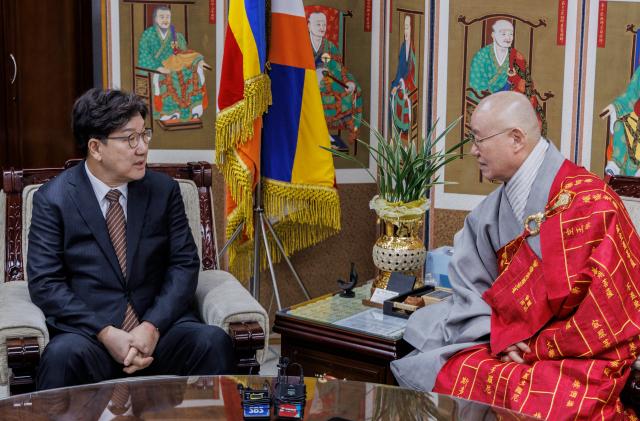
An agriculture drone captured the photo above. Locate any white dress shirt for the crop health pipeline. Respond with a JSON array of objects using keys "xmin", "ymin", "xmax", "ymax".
[{"xmin": 84, "ymin": 162, "xmax": 128, "ymax": 221}]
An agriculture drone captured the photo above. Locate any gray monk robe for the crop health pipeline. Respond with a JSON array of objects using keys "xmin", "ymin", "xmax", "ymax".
[{"xmin": 390, "ymin": 140, "xmax": 565, "ymax": 391}]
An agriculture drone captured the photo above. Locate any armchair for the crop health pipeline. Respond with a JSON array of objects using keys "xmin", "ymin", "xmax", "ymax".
[
  {"xmin": 607, "ymin": 174, "xmax": 640, "ymax": 412},
  {"xmin": 0, "ymin": 161, "xmax": 267, "ymax": 397}
]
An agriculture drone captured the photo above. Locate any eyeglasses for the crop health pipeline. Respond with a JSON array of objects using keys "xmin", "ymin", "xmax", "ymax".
[
  {"xmin": 466, "ymin": 128, "xmax": 513, "ymax": 147},
  {"xmin": 106, "ymin": 128, "xmax": 153, "ymax": 149}
]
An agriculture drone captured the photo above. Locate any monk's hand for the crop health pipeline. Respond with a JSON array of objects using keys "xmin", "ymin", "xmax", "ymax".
[
  {"xmin": 129, "ymin": 321, "xmax": 160, "ymax": 358},
  {"xmin": 157, "ymin": 66, "xmax": 171, "ymax": 74},
  {"xmin": 97, "ymin": 325, "xmax": 134, "ymax": 364},
  {"xmin": 122, "ymin": 347, "xmax": 153, "ymax": 374},
  {"xmin": 500, "ymin": 342, "xmax": 531, "ymax": 364}
]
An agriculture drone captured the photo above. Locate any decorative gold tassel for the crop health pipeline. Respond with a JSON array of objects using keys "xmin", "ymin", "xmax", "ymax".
[
  {"xmin": 219, "ymin": 150, "xmax": 255, "ymax": 241},
  {"xmin": 215, "ymin": 72, "xmax": 272, "ymax": 281},
  {"xmin": 215, "ymin": 74, "xmax": 271, "ymax": 162},
  {"xmin": 262, "ymin": 179, "xmax": 341, "ymax": 230},
  {"xmin": 227, "ymin": 178, "xmax": 342, "ymax": 281}
]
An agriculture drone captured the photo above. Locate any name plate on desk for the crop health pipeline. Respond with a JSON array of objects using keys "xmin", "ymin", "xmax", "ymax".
[
  {"xmin": 386, "ymin": 272, "xmax": 416, "ymax": 294},
  {"xmin": 369, "ymin": 288, "xmax": 399, "ymax": 304},
  {"xmin": 382, "ymin": 286, "xmax": 453, "ymax": 319}
]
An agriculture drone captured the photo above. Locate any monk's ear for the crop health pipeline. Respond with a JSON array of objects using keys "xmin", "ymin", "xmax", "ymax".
[{"xmin": 510, "ymin": 128, "xmax": 527, "ymax": 152}]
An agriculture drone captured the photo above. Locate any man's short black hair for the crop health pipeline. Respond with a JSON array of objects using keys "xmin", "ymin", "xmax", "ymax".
[{"xmin": 72, "ymin": 88, "xmax": 148, "ymax": 156}]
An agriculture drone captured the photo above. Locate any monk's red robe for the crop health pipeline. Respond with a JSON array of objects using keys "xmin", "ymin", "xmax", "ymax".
[{"xmin": 434, "ymin": 161, "xmax": 640, "ymax": 420}]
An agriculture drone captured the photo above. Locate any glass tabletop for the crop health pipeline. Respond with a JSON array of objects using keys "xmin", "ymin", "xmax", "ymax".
[
  {"xmin": 0, "ymin": 375, "xmax": 537, "ymax": 420},
  {"xmin": 278, "ymin": 284, "xmax": 408, "ymax": 340}
]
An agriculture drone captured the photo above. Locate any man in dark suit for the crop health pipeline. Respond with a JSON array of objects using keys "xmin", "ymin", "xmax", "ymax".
[{"xmin": 27, "ymin": 88, "xmax": 234, "ymax": 390}]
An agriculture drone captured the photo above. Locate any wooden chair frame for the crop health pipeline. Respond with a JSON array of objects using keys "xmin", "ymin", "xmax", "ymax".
[{"xmin": 606, "ymin": 174, "xmax": 640, "ymax": 198}]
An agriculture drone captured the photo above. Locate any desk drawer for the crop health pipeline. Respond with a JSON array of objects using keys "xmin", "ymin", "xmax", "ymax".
[{"xmin": 283, "ymin": 344, "xmax": 392, "ymax": 384}]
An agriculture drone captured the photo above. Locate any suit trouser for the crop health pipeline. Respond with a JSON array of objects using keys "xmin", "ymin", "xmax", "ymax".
[{"xmin": 36, "ymin": 321, "xmax": 234, "ymax": 390}]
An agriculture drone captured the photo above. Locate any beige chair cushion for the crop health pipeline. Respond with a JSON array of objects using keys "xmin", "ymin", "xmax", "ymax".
[
  {"xmin": 0, "ymin": 282, "xmax": 48, "ymax": 386},
  {"xmin": 196, "ymin": 270, "xmax": 269, "ymax": 363},
  {"xmin": 22, "ymin": 185, "xmax": 40, "ymax": 282},
  {"xmin": 176, "ymin": 180, "xmax": 203, "ymax": 266},
  {"xmin": 621, "ymin": 196, "xmax": 640, "ymax": 233}
]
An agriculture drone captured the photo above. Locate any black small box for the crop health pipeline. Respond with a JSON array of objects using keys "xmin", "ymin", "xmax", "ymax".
[{"xmin": 383, "ymin": 286, "xmax": 453, "ymax": 319}]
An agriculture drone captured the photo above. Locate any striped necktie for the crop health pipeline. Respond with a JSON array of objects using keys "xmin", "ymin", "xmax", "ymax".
[{"xmin": 105, "ymin": 189, "xmax": 139, "ymax": 332}]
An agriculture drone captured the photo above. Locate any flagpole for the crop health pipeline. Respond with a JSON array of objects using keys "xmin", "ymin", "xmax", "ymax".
[
  {"xmin": 250, "ymin": 0, "xmax": 269, "ymax": 302},
  {"xmin": 248, "ymin": 175, "xmax": 312, "ymax": 308},
  {"xmin": 250, "ymin": 176, "xmax": 263, "ymax": 299},
  {"xmin": 262, "ymin": 216, "xmax": 310, "ymax": 299},
  {"xmin": 217, "ymin": 221, "xmax": 244, "ymax": 260}
]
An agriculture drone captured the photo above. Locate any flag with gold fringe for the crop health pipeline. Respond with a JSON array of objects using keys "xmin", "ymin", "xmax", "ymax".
[
  {"xmin": 217, "ymin": 0, "xmax": 341, "ymax": 280},
  {"xmin": 258, "ymin": 0, "xmax": 341, "ymax": 273},
  {"xmin": 216, "ymin": 0, "xmax": 269, "ymax": 279}
]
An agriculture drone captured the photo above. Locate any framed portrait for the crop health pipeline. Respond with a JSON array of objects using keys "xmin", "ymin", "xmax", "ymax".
[
  {"xmin": 301, "ymin": 0, "xmax": 381, "ymax": 178},
  {"xmin": 581, "ymin": 0, "xmax": 640, "ymax": 178},
  {"xmin": 429, "ymin": 0, "xmax": 581, "ymax": 211},
  {"xmin": 383, "ymin": 1, "xmax": 427, "ymax": 147},
  {"xmin": 104, "ymin": 0, "xmax": 216, "ymax": 150}
]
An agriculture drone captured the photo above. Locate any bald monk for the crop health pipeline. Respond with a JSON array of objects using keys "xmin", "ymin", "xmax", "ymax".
[{"xmin": 391, "ymin": 92, "xmax": 640, "ymax": 419}]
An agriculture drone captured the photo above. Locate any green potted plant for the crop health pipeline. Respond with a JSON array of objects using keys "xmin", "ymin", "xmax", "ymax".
[{"xmin": 322, "ymin": 118, "xmax": 467, "ymax": 290}]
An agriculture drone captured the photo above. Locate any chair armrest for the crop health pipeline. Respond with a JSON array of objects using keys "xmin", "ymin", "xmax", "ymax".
[
  {"xmin": 195, "ymin": 270, "xmax": 269, "ymax": 363},
  {"xmin": 0, "ymin": 282, "xmax": 48, "ymax": 386}
]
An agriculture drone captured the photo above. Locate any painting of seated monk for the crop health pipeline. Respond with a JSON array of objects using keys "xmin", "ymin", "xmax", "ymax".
[
  {"xmin": 305, "ymin": 5, "xmax": 363, "ymax": 151},
  {"xmin": 437, "ymin": 0, "xmax": 570, "ymax": 201},
  {"xmin": 461, "ymin": 15, "xmax": 547, "ymax": 136},
  {"xmin": 136, "ymin": 5, "xmax": 211, "ymax": 129},
  {"xmin": 467, "ymin": 18, "xmax": 547, "ymax": 136}
]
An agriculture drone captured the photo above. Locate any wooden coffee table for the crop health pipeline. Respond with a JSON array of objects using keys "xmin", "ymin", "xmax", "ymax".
[{"xmin": 273, "ymin": 284, "xmax": 412, "ymax": 385}]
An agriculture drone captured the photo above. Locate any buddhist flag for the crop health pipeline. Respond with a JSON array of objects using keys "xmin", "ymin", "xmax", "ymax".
[
  {"xmin": 260, "ymin": 0, "xmax": 341, "ymax": 266},
  {"xmin": 216, "ymin": 0, "xmax": 270, "ymax": 279}
]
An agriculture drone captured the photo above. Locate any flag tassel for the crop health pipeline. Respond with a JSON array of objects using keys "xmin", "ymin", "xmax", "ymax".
[{"xmin": 215, "ymin": 73, "xmax": 271, "ymax": 161}]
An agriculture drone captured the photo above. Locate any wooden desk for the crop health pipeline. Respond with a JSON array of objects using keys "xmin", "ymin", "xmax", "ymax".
[{"xmin": 273, "ymin": 285, "xmax": 412, "ymax": 385}]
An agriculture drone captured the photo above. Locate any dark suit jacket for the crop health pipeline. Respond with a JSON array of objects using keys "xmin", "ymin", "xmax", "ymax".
[{"xmin": 27, "ymin": 162, "xmax": 200, "ymax": 338}]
